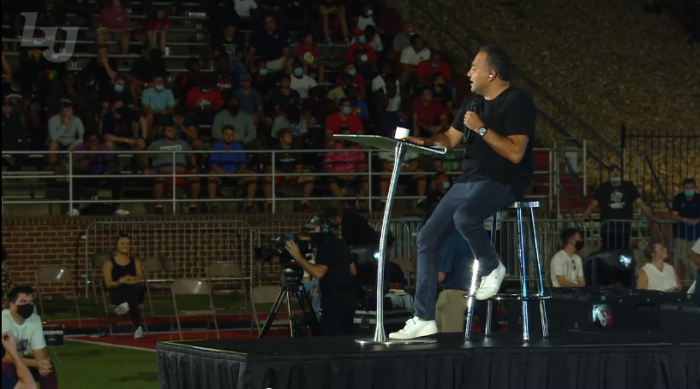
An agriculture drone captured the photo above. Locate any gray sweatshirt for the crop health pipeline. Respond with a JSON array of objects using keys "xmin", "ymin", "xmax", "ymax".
[
  {"xmin": 212, "ymin": 110, "xmax": 256, "ymax": 145},
  {"xmin": 48, "ymin": 115, "xmax": 85, "ymax": 147}
]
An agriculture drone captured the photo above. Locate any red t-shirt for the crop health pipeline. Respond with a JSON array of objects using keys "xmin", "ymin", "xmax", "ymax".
[
  {"xmin": 334, "ymin": 73, "xmax": 366, "ymax": 94},
  {"xmin": 324, "ymin": 143, "xmax": 367, "ymax": 173},
  {"xmin": 186, "ymin": 88, "xmax": 223, "ymax": 108},
  {"xmin": 100, "ymin": 7, "xmax": 129, "ymax": 30},
  {"xmin": 416, "ymin": 60, "xmax": 453, "ymax": 82},
  {"xmin": 412, "ymin": 99, "xmax": 446, "ymax": 125},
  {"xmin": 325, "ymin": 112, "xmax": 364, "ymax": 135},
  {"xmin": 343, "ymin": 43, "xmax": 378, "ymax": 64},
  {"xmin": 146, "ymin": 14, "xmax": 171, "ymax": 31},
  {"xmin": 298, "ymin": 42, "xmax": 321, "ymax": 65}
]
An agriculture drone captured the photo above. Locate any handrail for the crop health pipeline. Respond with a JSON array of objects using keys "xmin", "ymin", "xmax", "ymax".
[
  {"xmin": 404, "ymin": 0, "xmax": 620, "ymax": 170},
  {"xmin": 641, "ymin": 154, "xmax": 672, "ymax": 212}
]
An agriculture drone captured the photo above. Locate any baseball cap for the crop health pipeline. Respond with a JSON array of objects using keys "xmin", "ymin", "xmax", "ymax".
[
  {"xmin": 304, "ymin": 216, "xmax": 334, "ymax": 233},
  {"xmin": 608, "ymin": 163, "xmax": 621, "ymax": 172},
  {"xmin": 240, "ymin": 74, "xmax": 252, "ymax": 82}
]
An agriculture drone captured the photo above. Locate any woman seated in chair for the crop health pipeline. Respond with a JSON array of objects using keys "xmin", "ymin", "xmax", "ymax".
[
  {"xmin": 102, "ymin": 233, "xmax": 146, "ymax": 338},
  {"xmin": 637, "ymin": 242, "xmax": 682, "ymax": 293}
]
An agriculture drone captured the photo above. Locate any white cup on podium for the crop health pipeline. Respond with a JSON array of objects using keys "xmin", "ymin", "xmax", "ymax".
[{"xmin": 394, "ymin": 127, "xmax": 410, "ymax": 140}]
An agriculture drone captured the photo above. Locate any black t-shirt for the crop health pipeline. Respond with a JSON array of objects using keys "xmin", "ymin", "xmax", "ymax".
[
  {"xmin": 269, "ymin": 144, "xmax": 303, "ymax": 172},
  {"xmin": 270, "ymin": 88, "xmax": 301, "ymax": 114},
  {"xmin": 593, "ymin": 181, "xmax": 640, "ymax": 221},
  {"xmin": 1, "ymin": 114, "xmax": 27, "ymax": 151},
  {"xmin": 130, "ymin": 56, "xmax": 166, "ymax": 83},
  {"xmin": 314, "ymin": 234, "xmax": 357, "ymax": 303},
  {"xmin": 101, "ymin": 112, "xmax": 134, "ymax": 137},
  {"xmin": 453, "ymin": 87, "xmax": 536, "ymax": 200},
  {"xmin": 1, "ymin": 83, "xmax": 32, "ymax": 107},
  {"xmin": 253, "ymin": 28, "xmax": 289, "ymax": 61},
  {"xmin": 81, "ymin": 58, "xmax": 119, "ymax": 91},
  {"xmin": 212, "ymin": 33, "xmax": 246, "ymax": 58},
  {"xmin": 432, "ymin": 86, "xmax": 452, "ymax": 108}
]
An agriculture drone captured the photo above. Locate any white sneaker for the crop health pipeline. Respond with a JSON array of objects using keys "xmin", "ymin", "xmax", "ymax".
[
  {"xmin": 114, "ymin": 302, "xmax": 130, "ymax": 316},
  {"xmin": 66, "ymin": 208, "xmax": 80, "ymax": 216},
  {"xmin": 114, "ymin": 209, "xmax": 130, "ymax": 216},
  {"xmin": 134, "ymin": 326, "xmax": 144, "ymax": 339},
  {"xmin": 475, "ymin": 262, "xmax": 506, "ymax": 300},
  {"xmin": 388, "ymin": 316, "xmax": 438, "ymax": 340}
]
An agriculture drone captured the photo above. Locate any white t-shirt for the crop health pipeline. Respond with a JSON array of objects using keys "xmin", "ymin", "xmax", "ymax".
[
  {"xmin": 1, "ymin": 309, "xmax": 47, "ymax": 356},
  {"xmin": 550, "ymin": 250, "xmax": 584, "ymax": 287},
  {"xmin": 371, "ymin": 76, "xmax": 401, "ymax": 112},
  {"xmin": 356, "ymin": 16, "xmax": 376, "ymax": 30},
  {"xmin": 692, "ymin": 238, "xmax": 700, "ymax": 255},
  {"xmin": 234, "ymin": 0, "xmax": 257, "ymax": 17},
  {"xmin": 400, "ymin": 46, "xmax": 431, "ymax": 66},
  {"xmin": 290, "ymin": 75, "xmax": 317, "ymax": 99},
  {"xmin": 641, "ymin": 263, "xmax": 678, "ymax": 291}
]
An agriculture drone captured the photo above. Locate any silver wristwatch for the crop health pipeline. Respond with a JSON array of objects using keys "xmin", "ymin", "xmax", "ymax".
[{"xmin": 478, "ymin": 127, "xmax": 488, "ymax": 137}]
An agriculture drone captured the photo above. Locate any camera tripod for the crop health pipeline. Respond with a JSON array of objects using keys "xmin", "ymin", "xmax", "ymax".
[{"xmin": 258, "ymin": 281, "xmax": 322, "ymax": 338}]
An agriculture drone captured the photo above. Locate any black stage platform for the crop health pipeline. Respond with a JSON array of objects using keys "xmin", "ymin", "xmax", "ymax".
[{"xmin": 157, "ymin": 330, "xmax": 700, "ymax": 389}]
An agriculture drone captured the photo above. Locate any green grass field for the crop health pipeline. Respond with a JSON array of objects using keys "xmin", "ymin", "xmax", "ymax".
[{"xmin": 53, "ymin": 341, "xmax": 158, "ymax": 389}]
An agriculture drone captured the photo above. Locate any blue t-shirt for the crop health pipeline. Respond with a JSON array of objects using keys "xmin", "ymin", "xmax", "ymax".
[
  {"xmin": 439, "ymin": 228, "xmax": 474, "ymax": 290},
  {"xmin": 2, "ymin": 372, "xmax": 18, "ymax": 389},
  {"xmin": 141, "ymin": 87, "xmax": 175, "ymax": 111},
  {"xmin": 350, "ymin": 100, "xmax": 370, "ymax": 119},
  {"xmin": 210, "ymin": 141, "xmax": 247, "ymax": 174},
  {"xmin": 672, "ymin": 193, "xmax": 700, "ymax": 240}
]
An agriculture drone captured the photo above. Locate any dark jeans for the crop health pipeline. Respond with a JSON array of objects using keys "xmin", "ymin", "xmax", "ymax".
[
  {"xmin": 74, "ymin": 174, "xmax": 123, "ymax": 205},
  {"xmin": 601, "ymin": 221, "xmax": 631, "ymax": 249},
  {"xmin": 320, "ymin": 298, "xmax": 356, "ymax": 336},
  {"xmin": 695, "ymin": 270, "xmax": 700, "ymax": 305},
  {"xmin": 2, "ymin": 361, "xmax": 58, "ymax": 389},
  {"xmin": 110, "ymin": 283, "xmax": 145, "ymax": 328},
  {"xmin": 414, "ymin": 179, "xmax": 515, "ymax": 320}
]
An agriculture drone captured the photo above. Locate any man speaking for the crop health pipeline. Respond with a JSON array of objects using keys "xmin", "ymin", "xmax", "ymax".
[{"xmin": 390, "ymin": 45, "xmax": 537, "ymax": 340}]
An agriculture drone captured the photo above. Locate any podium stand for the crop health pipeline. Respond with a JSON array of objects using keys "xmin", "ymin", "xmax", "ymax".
[{"xmin": 334, "ymin": 134, "xmax": 446, "ymax": 345}]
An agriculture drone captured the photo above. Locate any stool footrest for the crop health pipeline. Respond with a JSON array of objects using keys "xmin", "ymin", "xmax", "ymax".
[{"xmin": 490, "ymin": 293, "xmax": 551, "ymax": 301}]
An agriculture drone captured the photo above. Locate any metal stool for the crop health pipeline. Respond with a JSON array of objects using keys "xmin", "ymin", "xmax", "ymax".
[{"xmin": 464, "ymin": 201, "xmax": 550, "ymax": 342}]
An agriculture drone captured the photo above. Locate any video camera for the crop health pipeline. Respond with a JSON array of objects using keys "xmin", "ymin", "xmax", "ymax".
[{"xmin": 255, "ymin": 234, "xmax": 315, "ymax": 284}]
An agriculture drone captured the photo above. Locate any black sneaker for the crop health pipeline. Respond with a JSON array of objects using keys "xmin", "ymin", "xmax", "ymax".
[{"xmin": 154, "ymin": 206, "xmax": 164, "ymax": 215}]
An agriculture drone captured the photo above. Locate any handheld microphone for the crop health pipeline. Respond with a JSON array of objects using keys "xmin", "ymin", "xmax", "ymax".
[
  {"xmin": 470, "ymin": 98, "xmax": 479, "ymax": 113},
  {"xmin": 464, "ymin": 98, "xmax": 479, "ymax": 143}
]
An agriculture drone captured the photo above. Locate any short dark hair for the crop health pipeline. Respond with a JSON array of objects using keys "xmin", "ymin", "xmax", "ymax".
[
  {"xmin": 410, "ymin": 34, "xmax": 422, "ymax": 45},
  {"xmin": 116, "ymin": 232, "xmax": 131, "ymax": 243},
  {"xmin": 321, "ymin": 207, "xmax": 341, "ymax": 220},
  {"xmin": 8, "ymin": 286, "xmax": 34, "ymax": 304},
  {"xmin": 479, "ymin": 45, "xmax": 513, "ymax": 82},
  {"xmin": 682, "ymin": 178, "xmax": 696, "ymax": 186},
  {"xmin": 418, "ymin": 85, "xmax": 432, "ymax": 95},
  {"xmin": 277, "ymin": 128, "xmax": 292, "ymax": 138},
  {"xmin": 279, "ymin": 73, "xmax": 291, "ymax": 82},
  {"xmin": 560, "ymin": 228, "xmax": 580, "ymax": 246},
  {"xmin": 338, "ymin": 97, "xmax": 350, "ymax": 106},
  {"xmin": 222, "ymin": 125, "xmax": 235, "ymax": 133}
]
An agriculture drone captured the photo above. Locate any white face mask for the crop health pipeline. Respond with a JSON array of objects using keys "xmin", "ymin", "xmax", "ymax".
[
  {"xmin": 366, "ymin": 9, "xmax": 373, "ymax": 16},
  {"xmin": 360, "ymin": 54, "xmax": 368, "ymax": 62}
]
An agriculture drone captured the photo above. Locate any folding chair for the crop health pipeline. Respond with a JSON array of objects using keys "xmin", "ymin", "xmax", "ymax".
[
  {"xmin": 169, "ymin": 279, "xmax": 220, "ymax": 341},
  {"xmin": 249, "ymin": 285, "xmax": 289, "ymax": 338},
  {"xmin": 90, "ymin": 252, "xmax": 112, "ymax": 305},
  {"xmin": 206, "ymin": 262, "xmax": 248, "ymax": 312},
  {"xmin": 35, "ymin": 266, "xmax": 82, "ymax": 328},
  {"xmin": 143, "ymin": 256, "xmax": 176, "ymax": 317}
]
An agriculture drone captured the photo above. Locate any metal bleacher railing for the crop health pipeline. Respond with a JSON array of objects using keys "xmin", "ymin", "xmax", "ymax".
[{"xmin": 2, "ymin": 148, "xmax": 554, "ymax": 215}]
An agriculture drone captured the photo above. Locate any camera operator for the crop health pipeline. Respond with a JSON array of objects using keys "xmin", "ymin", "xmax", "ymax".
[{"xmin": 284, "ymin": 217, "xmax": 357, "ymax": 336}]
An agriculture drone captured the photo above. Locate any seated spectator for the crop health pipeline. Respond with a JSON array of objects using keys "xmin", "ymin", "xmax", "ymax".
[
  {"xmin": 290, "ymin": 60, "xmax": 318, "ymax": 99},
  {"xmin": 233, "ymin": 74, "xmax": 264, "ymax": 125},
  {"xmin": 355, "ymin": 4, "xmax": 376, "ymax": 30},
  {"xmin": 378, "ymin": 132, "xmax": 426, "ymax": 209},
  {"xmin": 431, "ymin": 72, "xmax": 454, "ymax": 110},
  {"xmin": 638, "ymin": 242, "xmax": 682, "ymax": 292},
  {"xmin": 80, "ymin": 46, "xmax": 118, "ymax": 94},
  {"xmin": 392, "ymin": 21, "xmax": 414, "ymax": 58},
  {"xmin": 1, "ymin": 100, "xmax": 31, "ymax": 170},
  {"xmin": 379, "ymin": 105, "xmax": 414, "ymax": 138},
  {"xmin": 550, "ymin": 228, "xmax": 586, "ymax": 288},
  {"xmin": 47, "ymin": 101, "xmax": 85, "ymax": 170},
  {"xmin": 400, "ymin": 34, "xmax": 430, "ymax": 83},
  {"xmin": 270, "ymin": 74, "xmax": 301, "ymax": 117},
  {"xmin": 70, "ymin": 133, "xmax": 126, "ymax": 216},
  {"xmin": 297, "ymin": 31, "xmax": 324, "ymax": 83},
  {"xmin": 1, "ymin": 332, "xmax": 37, "ymax": 389},
  {"xmin": 319, "ymin": 0, "xmax": 349, "ymax": 44},
  {"xmin": 355, "ymin": 24, "xmax": 383, "ymax": 53},
  {"xmin": 172, "ymin": 106, "xmax": 202, "ymax": 151},
  {"xmin": 173, "ymin": 58, "xmax": 202, "ymax": 101},
  {"xmin": 212, "ymin": 96, "xmax": 256, "ymax": 144},
  {"xmin": 214, "ymin": 54, "xmax": 235, "ymax": 101},
  {"xmin": 424, "ymin": 172, "xmax": 453, "ymax": 218},
  {"xmin": 97, "ymin": 0, "xmax": 130, "ymax": 55},
  {"xmin": 212, "ymin": 22, "xmax": 247, "ymax": 78},
  {"xmin": 1, "ymin": 286, "xmax": 58, "ymax": 388},
  {"xmin": 47, "ymin": 72, "xmax": 93, "ymax": 117},
  {"xmin": 101, "ymin": 234, "xmax": 146, "ymax": 338},
  {"xmin": 324, "ymin": 128, "xmax": 369, "ymax": 207},
  {"xmin": 139, "ymin": 74, "xmax": 175, "ymax": 138},
  {"xmin": 334, "ymin": 62, "xmax": 366, "ymax": 97},
  {"xmin": 100, "ymin": 74, "xmax": 135, "ymax": 112},
  {"xmin": 101, "ymin": 98, "xmax": 145, "ymax": 150},
  {"xmin": 417, "ymin": 50, "xmax": 452, "ymax": 83},
  {"xmin": 129, "ymin": 48, "xmax": 167, "ymax": 102},
  {"xmin": 671, "ymin": 178, "xmax": 700, "ymax": 281},
  {"xmin": 208, "ymin": 125, "xmax": 257, "ymax": 213},
  {"xmin": 145, "ymin": 126, "xmax": 201, "ymax": 214},
  {"xmin": 264, "ymin": 128, "xmax": 314, "ymax": 213},
  {"xmin": 145, "ymin": 8, "xmax": 170, "ymax": 51},
  {"xmin": 346, "ymin": 86, "xmax": 369, "ymax": 121},
  {"xmin": 328, "ymin": 74, "xmax": 351, "ymax": 104},
  {"xmin": 412, "ymin": 86, "xmax": 448, "ymax": 137},
  {"xmin": 246, "ymin": 15, "xmax": 292, "ymax": 74},
  {"xmin": 2, "ymin": 73, "xmax": 32, "ymax": 119},
  {"xmin": 185, "ymin": 75, "xmax": 223, "ymax": 126},
  {"xmin": 344, "ymin": 28, "xmax": 378, "ymax": 65},
  {"xmin": 272, "ymin": 104, "xmax": 307, "ymax": 138},
  {"xmin": 325, "ymin": 98, "xmax": 364, "ymax": 141}
]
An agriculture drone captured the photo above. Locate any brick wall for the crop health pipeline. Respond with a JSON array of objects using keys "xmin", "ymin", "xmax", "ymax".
[{"xmin": 1, "ymin": 212, "xmax": 418, "ymax": 296}]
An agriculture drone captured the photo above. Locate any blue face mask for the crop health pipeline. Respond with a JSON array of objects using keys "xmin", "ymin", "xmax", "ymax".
[
  {"xmin": 685, "ymin": 190, "xmax": 696, "ymax": 197},
  {"xmin": 155, "ymin": 85, "xmax": 165, "ymax": 91},
  {"xmin": 342, "ymin": 106, "xmax": 351, "ymax": 115},
  {"xmin": 359, "ymin": 36, "xmax": 367, "ymax": 44},
  {"xmin": 431, "ymin": 62, "xmax": 440, "ymax": 68},
  {"xmin": 348, "ymin": 69, "xmax": 357, "ymax": 76},
  {"xmin": 260, "ymin": 68, "xmax": 268, "ymax": 76},
  {"xmin": 610, "ymin": 177, "xmax": 622, "ymax": 183},
  {"xmin": 442, "ymin": 182, "xmax": 450, "ymax": 189},
  {"xmin": 293, "ymin": 68, "xmax": 304, "ymax": 77},
  {"xmin": 114, "ymin": 84, "xmax": 125, "ymax": 93},
  {"xmin": 201, "ymin": 88, "xmax": 209, "ymax": 93}
]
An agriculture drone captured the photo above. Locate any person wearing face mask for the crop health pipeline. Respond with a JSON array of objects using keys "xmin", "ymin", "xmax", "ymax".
[
  {"xmin": 671, "ymin": 178, "xmax": 700, "ymax": 281},
  {"xmin": 392, "ymin": 21, "xmax": 415, "ymax": 58},
  {"xmin": 101, "ymin": 98, "xmax": 143, "ymax": 151},
  {"xmin": 284, "ymin": 216, "xmax": 357, "ymax": 335},
  {"xmin": 417, "ymin": 51, "xmax": 452, "ymax": 83},
  {"xmin": 334, "ymin": 62, "xmax": 366, "ymax": 98},
  {"xmin": 356, "ymin": 5, "xmax": 376, "ymax": 30},
  {"xmin": 140, "ymin": 74, "xmax": 175, "ymax": 137},
  {"xmin": 344, "ymin": 28, "xmax": 378, "ymax": 65},
  {"xmin": 289, "ymin": 60, "xmax": 318, "ymax": 99},
  {"xmin": 549, "ymin": 228, "xmax": 586, "ymax": 288},
  {"xmin": 129, "ymin": 48, "xmax": 167, "ymax": 102},
  {"xmin": 212, "ymin": 96, "xmax": 256, "ymax": 145},
  {"xmin": 324, "ymin": 98, "xmax": 364, "ymax": 141},
  {"xmin": 430, "ymin": 72, "xmax": 454, "ymax": 110},
  {"xmin": 100, "ymin": 74, "xmax": 135, "ymax": 113},
  {"xmin": 578, "ymin": 164, "xmax": 656, "ymax": 249},
  {"xmin": 186, "ymin": 75, "xmax": 224, "ymax": 125},
  {"xmin": 1, "ymin": 286, "xmax": 58, "ymax": 389}
]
